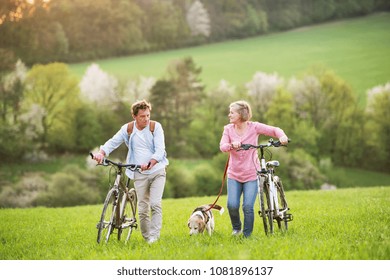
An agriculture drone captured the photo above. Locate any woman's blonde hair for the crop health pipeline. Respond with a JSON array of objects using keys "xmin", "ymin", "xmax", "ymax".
[{"xmin": 230, "ymin": 100, "xmax": 252, "ymax": 121}]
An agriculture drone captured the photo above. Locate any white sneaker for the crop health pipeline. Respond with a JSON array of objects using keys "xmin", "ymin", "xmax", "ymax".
[
  {"xmin": 231, "ymin": 230, "xmax": 242, "ymax": 236},
  {"xmin": 147, "ymin": 237, "xmax": 159, "ymax": 244}
]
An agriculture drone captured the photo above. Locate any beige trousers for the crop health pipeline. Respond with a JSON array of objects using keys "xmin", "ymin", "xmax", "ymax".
[{"xmin": 133, "ymin": 168, "xmax": 166, "ymax": 241}]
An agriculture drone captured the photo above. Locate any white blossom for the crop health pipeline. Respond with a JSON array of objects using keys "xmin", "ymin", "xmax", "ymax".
[
  {"xmin": 3, "ymin": 59, "xmax": 27, "ymax": 91},
  {"xmin": 217, "ymin": 79, "xmax": 235, "ymax": 96},
  {"xmin": 123, "ymin": 76, "xmax": 156, "ymax": 104},
  {"xmin": 19, "ymin": 103, "xmax": 46, "ymax": 140},
  {"xmin": 79, "ymin": 63, "xmax": 119, "ymax": 107},
  {"xmin": 245, "ymin": 72, "xmax": 284, "ymax": 113},
  {"xmin": 366, "ymin": 82, "xmax": 390, "ymax": 112},
  {"xmin": 186, "ymin": 0, "xmax": 211, "ymax": 37}
]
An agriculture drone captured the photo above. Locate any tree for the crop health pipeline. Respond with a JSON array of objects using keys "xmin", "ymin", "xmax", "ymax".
[
  {"xmin": 150, "ymin": 57, "xmax": 205, "ymax": 157},
  {"xmin": 245, "ymin": 71, "xmax": 284, "ymax": 120},
  {"xmin": 24, "ymin": 63, "xmax": 80, "ymax": 150},
  {"xmin": 364, "ymin": 83, "xmax": 390, "ymax": 171},
  {"xmin": 187, "ymin": 79, "xmax": 236, "ymax": 157},
  {"xmin": 186, "ymin": 0, "xmax": 211, "ymax": 37},
  {"xmin": 0, "ymin": 59, "xmax": 27, "ymax": 123},
  {"xmin": 79, "ymin": 63, "xmax": 120, "ymax": 108}
]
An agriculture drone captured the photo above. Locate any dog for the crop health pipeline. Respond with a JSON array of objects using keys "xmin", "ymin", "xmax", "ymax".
[{"xmin": 187, "ymin": 204, "xmax": 224, "ymax": 236}]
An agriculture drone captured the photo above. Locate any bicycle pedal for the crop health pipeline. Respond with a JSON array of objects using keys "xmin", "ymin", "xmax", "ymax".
[{"xmin": 284, "ymin": 213, "xmax": 293, "ymax": 222}]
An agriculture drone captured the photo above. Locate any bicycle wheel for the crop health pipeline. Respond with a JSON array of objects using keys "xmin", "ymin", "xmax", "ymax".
[
  {"xmin": 97, "ymin": 189, "xmax": 117, "ymax": 244},
  {"xmin": 259, "ymin": 182, "xmax": 273, "ymax": 235},
  {"xmin": 118, "ymin": 188, "xmax": 137, "ymax": 243},
  {"xmin": 275, "ymin": 178, "xmax": 289, "ymax": 231}
]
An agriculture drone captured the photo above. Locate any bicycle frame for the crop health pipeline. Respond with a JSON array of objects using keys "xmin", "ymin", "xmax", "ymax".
[
  {"xmin": 256, "ymin": 142, "xmax": 283, "ymax": 218},
  {"xmin": 91, "ymin": 153, "xmax": 140, "ymax": 244},
  {"xmin": 240, "ymin": 139, "xmax": 292, "ymax": 235}
]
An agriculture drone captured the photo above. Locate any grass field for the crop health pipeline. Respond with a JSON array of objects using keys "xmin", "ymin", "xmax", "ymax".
[
  {"xmin": 69, "ymin": 13, "xmax": 390, "ymax": 100},
  {"xmin": 1, "ymin": 187, "xmax": 389, "ymax": 260}
]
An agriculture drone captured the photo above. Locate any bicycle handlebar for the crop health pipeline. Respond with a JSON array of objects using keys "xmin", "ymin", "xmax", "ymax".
[
  {"xmin": 239, "ymin": 138, "xmax": 290, "ymax": 151},
  {"xmin": 89, "ymin": 153, "xmax": 141, "ymax": 171}
]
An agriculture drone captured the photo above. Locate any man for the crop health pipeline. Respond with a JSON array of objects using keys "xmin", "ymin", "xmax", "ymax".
[{"xmin": 93, "ymin": 100, "xmax": 168, "ymax": 244}]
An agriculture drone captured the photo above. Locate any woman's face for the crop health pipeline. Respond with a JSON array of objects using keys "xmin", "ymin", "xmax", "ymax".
[{"xmin": 228, "ymin": 106, "xmax": 241, "ymax": 124}]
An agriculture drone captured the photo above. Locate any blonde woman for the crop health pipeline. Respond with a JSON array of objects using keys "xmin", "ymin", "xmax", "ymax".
[{"xmin": 219, "ymin": 100, "xmax": 288, "ymax": 237}]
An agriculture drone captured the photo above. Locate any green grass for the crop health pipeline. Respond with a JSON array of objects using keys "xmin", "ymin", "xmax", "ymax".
[
  {"xmin": 1, "ymin": 187, "xmax": 389, "ymax": 260},
  {"xmin": 69, "ymin": 13, "xmax": 390, "ymax": 100}
]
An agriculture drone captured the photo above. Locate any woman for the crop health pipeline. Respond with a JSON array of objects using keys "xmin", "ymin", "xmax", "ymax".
[{"xmin": 219, "ymin": 100, "xmax": 288, "ymax": 237}]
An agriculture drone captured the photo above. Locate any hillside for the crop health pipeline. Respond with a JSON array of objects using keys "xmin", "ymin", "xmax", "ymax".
[{"xmin": 69, "ymin": 13, "xmax": 390, "ymax": 101}]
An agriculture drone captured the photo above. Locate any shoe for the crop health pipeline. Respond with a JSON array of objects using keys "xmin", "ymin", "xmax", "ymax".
[
  {"xmin": 147, "ymin": 237, "xmax": 159, "ymax": 244},
  {"xmin": 231, "ymin": 229, "xmax": 242, "ymax": 236}
]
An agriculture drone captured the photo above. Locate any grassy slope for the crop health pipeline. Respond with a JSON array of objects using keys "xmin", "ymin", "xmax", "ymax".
[
  {"xmin": 69, "ymin": 13, "xmax": 390, "ymax": 100},
  {"xmin": 1, "ymin": 187, "xmax": 389, "ymax": 260}
]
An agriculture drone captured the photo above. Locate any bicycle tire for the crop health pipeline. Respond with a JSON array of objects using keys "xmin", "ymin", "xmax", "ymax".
[
  {"xmin": 259, "ymin": 182, "xmax": 273, "ymax": 235},
  {"xmin": 275, "ymin": 178, "xmax": 288, "ymax": 231},
  {"xmin": 118, "ymin": 188, "xmax": 138, "ymax": 243},
  {"xmin": 97, "ymin": 189, "xmax": 117, "ymax": 244},
  {"xmin": 265, "ymin": 182, "xmax": 274, "ymax": 234}
]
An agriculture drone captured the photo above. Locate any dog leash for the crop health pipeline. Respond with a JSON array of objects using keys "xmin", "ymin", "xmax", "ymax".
[{"xmin": 205, "ymin": 154, "xmax": 230, "ymax": 212}]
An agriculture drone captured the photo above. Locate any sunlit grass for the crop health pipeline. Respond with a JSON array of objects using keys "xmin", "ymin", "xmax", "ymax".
[{"xmin": 1, "ymin": 187, "xmax": 389, "ymax": 260}]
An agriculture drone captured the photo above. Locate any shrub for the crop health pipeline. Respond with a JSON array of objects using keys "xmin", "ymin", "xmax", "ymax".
[
  {"xmin": 34, "ymin": 172, "xmax": 100, "ymax": 207},
  {"xmin": 165, "ymin": 161, "xmax": 196, "ymax": 198},
  {"xmin": 0, "ymin": 173, "xmax": 47, "ymax": 208}
]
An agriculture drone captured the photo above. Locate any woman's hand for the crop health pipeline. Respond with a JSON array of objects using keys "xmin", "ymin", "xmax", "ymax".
[
  {"xmin": 231, "ymin": 141, "xmax": 241, "ymax": 149},
  {"xmin": 279, "ymin": 135, "xmax": 289, "ymax": 145}
]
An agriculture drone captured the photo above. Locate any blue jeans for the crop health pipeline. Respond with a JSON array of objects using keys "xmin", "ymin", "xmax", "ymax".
[{"xmin": 227, "ymin": 178, "xmax": 258, "ymax": 237}]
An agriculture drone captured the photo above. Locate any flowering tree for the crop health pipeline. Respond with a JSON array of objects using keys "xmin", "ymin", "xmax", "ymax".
[
  {"xmin": 186, "ymin": 0, "xmax": 211, "ymax": 37},
  {"xmin": 246, "ymin": 71, "xmax": 284, "ymax": 118},
  {"xmin": 123, "ymin": 76, "xmax": 156, "ymax": 104},
  {"xmin": 79, "ymin": 63, "xmax": 119, "ymax": 108},
  {"xmin": 364, "ymin": 82, "xmax": 390, "ymax": 171}
]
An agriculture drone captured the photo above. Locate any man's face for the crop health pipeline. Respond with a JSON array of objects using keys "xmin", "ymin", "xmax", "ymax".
[{"xmin": 133, "ymin": 108, "xmax": 150, "ymax": 130}]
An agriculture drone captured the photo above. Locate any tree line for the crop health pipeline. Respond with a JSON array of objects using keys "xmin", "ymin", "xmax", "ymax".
[
  {"xmin": 1, "ymin": 0, "xmax": 389, "ymax": 67},
  {"xmin": 1, "ymin": 57, "xmax": 389, "ymax": 207},
  {"xmin": 0, "ymin": 58, "xmax": 389, "ymax": 204}
]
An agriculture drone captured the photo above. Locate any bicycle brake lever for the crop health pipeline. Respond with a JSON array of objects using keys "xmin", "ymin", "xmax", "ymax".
[{"xmin": 240, "ymin": 144, "xmax": 252, "ymax": 150}]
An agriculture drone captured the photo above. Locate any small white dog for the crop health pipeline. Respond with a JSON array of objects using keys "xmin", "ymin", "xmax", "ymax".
[{"xmin": 187, "ymin": 204, "xmax": 224, "ymax": 236}]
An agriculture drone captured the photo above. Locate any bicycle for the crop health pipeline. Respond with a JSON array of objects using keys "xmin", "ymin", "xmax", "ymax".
[
  {"xmin": 90, "ymin": 153, "xmax": 140, "ymax": 244},
  {"xmin": 239, "ymin": 139, "xmax": 293, "ymax": 235}
]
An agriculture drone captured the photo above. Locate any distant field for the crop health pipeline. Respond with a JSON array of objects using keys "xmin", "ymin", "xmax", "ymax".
[
  {"xmin": 69, "ymin": 13, "xmax": 390, "ymax": 101},
  {"xmin": 1, "ymin": 187, "xmax": 389, "ymax": 260}
]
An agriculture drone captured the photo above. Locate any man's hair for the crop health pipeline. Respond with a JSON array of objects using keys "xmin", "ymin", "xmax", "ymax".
[
  {"xmin": 230, "ymin": 100, "xmax": 252, "ymax": 121},
  {"xmin": 131, "ymin": 100, "xmax": 152, "ymax": 116}
]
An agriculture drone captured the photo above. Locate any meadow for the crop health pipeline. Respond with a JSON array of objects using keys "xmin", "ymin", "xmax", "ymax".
[
  {"xmin": 69, "ymin": 12, "xmax": 390, "ymax": 100},
  {"xmin": 1, "ymin": 186, "xmax": 389, "ymax": 260}
]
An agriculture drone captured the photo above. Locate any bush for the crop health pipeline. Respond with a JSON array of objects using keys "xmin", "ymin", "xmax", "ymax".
[
  {"xmin": 0, "ymin": 173, "xmax": 47, "ymax": 208},
  {"xmin": 193, "ymin": 163, "xmax": 222, "ymax": 196},
  {"xmin": 165, "ymin": 161, "xmax": 196, "ymax": 198},
  {"xmin": 34, "ymin": 172, "xmax": 100, "ymax": 207}
]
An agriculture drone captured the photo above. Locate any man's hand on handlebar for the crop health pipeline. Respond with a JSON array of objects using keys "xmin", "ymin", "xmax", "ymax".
[{"xmin": 91, "ymin": 152, "xmax": 105, "ymax": 164}]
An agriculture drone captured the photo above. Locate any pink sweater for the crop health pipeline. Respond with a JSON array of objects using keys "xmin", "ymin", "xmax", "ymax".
[{"xmin": 220, "ymin": 121, "xmax": 286, "ymax": 182}]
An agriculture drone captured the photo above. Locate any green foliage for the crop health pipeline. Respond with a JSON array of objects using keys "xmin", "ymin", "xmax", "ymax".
[
  {"xmin": 274, "ymin": 148, "xmax": 325, "ymax": 190},
  {"xmin": 151, "ymin": 57, "xmax": 205, "ymax": 158},
  {"xmin": 73, "ymin": 105, "xmax": 104, "ymax": 153},
  {"xmin": 165, "ymin": 160, "xmax": 196, "ymax": 198},
  {"xmin": 24, "ymin": 63, "xmax": 81, "ymax": 151},
  {"xmin": 0, "ymin": 124, "xmax": 30, "ymax": 161},
  {"xmin": 0, "ymin": 187, "xmax": 389, "ymax": 260},
  {"xmin": 34, "ymin": 165, "xmax": 101, "ymax": 207},
  {"xmin": 364, "ymin": 88, "xmax": 390, "ymax": 171}
]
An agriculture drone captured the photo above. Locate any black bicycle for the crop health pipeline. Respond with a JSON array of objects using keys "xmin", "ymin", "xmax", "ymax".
[
  {"xmin": 90, "ymin": 153, "xmax": 140, "ymax": 244},
  {"xmin": 240, "ymin": 139, "xmax": 293, "ymax": 235}
]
